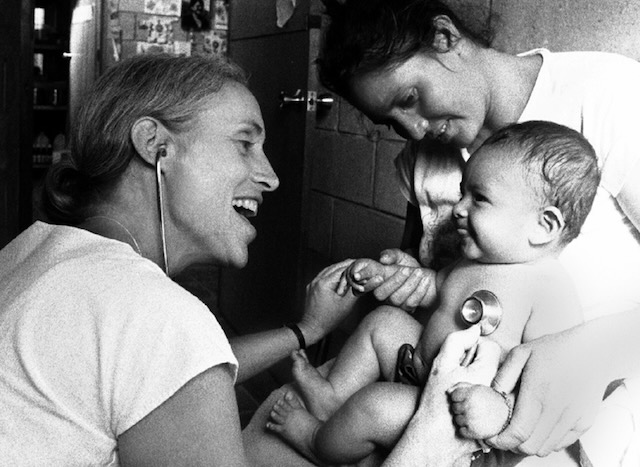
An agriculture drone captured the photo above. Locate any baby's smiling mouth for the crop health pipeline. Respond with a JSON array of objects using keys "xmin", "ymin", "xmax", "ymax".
[{"xmin": 232, "ymin": 198, "xmax": 258, "ymax": 218}]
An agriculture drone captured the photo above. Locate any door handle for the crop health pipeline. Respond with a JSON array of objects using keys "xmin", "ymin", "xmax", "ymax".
[
  {"xmin": 279, "ymin": 89, "xmax": 305, "ymax": 108},
  {"xmin": 279, "ymin": 90, "xmax": 335, "ymax": 112},
  {"xmin": 316, "ymin": 93, "xmax": 334, "ymax": 109}
]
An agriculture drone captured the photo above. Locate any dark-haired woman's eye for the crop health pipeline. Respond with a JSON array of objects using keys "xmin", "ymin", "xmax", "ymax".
[{"xmin": 399, "ymin": 88, "xmax": 418, "ymax": 109}]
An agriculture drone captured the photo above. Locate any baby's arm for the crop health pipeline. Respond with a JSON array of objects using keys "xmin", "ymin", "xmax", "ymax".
[
  {"xmin": 345, "ymin": 258, "xmax": 439, "ymax": 310},
  {"xmin": 345, "ymin": 258, "xmax": 386, "ymax": 292}
]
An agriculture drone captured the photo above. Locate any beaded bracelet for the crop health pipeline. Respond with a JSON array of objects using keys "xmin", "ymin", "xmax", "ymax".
[
  {"xmin": 497, "ymin": 389, "xmax": 513, "ymax": 434},
  {"xmin": 474, "ymin": 390, "xmax": 513, "ymax": 458}
]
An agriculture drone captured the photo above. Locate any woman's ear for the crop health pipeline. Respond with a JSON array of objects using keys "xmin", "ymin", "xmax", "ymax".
[
  {"xmin": 530, "ymin": 206, "xmax": 565, "ymax": 246},
  {"xmin": 131, "ymin": 117, "xmax": 172, "ymax": 166},
  {"xmin": 431, "ymin": 15, "xmax": 461, "ymax": 53}
]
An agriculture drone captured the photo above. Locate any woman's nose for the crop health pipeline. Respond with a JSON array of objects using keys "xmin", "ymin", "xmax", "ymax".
[
  {"xmin": 254, "ymin": 153, "xmax": 280, "ymax": 192},
  {"xmin": 453, "ymin": 197, "xmax": 467, "ymax": 219},
  {"xmin": 397, "ymin": 115, "xmax": 429, "ymax": 141}
]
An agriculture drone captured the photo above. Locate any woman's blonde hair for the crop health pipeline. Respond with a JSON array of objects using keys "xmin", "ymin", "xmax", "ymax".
[{"xmin": 43, "ymin": 54, "xmax": 248, "ymax": 224}]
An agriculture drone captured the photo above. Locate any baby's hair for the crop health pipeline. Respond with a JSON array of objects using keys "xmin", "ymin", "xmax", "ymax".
[
  {"xmin": 318, "ymin": 0, "xmax": 492, "ymax": 99},
  {"xmin": 481, "ymin": 121, "xmax": 600, "ymax": 244}
]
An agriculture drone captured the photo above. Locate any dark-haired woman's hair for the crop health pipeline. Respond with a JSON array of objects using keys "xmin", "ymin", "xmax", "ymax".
[
  {"xmin": 318, "ymin": 0, "xmax": 492, "ymax": 99},
  {"xmin": 43, "ymin": 54, "xmax": 248, "ymax": 225}
]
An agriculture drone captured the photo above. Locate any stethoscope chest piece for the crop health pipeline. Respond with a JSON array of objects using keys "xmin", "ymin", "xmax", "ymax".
[{"xmin": 460, "ymin": 290, "xmax": 502, "ymax": 336}]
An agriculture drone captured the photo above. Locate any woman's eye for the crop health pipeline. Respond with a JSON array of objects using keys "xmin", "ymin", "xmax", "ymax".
[
  {"xmin": 399, "ymin": 89, "xmax": 418, "ymax": 109},
  {"xmin": 236, "ymin": 140, "xmax": 253, "ymax": 153}
]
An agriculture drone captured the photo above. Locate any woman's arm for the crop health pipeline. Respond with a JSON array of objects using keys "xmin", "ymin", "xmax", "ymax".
[
  {"xmin": 384, "ymin": 326, "xmax": 501, "ymax": 466},
  {"xmin": 230, "ymin": 259, "xmax": 358, "ymax": 383},
  {"xmin": 488, "ymin": 161, "xmax": 640, "ymax": 457},
  {"xmin": 489, "ymin": 310, "xmax": 640, "ymax": 456},
  {"xmin": 118, "ymin": 364, "xmax": 248, "ymax": 466}
]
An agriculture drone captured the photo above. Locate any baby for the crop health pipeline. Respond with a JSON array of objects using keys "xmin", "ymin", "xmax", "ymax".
[{"xmin": 267, "ymin": 121, "xmax": 600, "ymax": 465}]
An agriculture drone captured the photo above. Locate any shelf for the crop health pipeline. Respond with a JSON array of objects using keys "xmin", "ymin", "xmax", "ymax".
[
  {"xmin": 34, "ymin": 42, "xmax": 67, "ymax": 52},
  {"xmin": 34, "ymin": 80, "xmax": 67, "ymax": 89},
  {"xmin": 34, "ymin": 105, "xmax": 68, "ymax": 111}
]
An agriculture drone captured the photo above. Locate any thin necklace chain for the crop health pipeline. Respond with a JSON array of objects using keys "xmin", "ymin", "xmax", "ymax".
[{"xmin": 85, "ymin": 215, "xmax": 142, "ymax": 256}]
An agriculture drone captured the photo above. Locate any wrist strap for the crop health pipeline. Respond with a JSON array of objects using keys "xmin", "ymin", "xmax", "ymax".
[{"xmin": 285, "ymin": 323, "xmax": 306, "ymax": 350}]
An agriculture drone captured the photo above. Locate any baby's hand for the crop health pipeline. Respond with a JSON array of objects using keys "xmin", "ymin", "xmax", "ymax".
[
  {"xmin": 345, "ymin": 258, "xmax": 386, "ymax": 294},
  {"xmin": 449, "ymin": 383, "xmax": 513, "ymax": 440}
]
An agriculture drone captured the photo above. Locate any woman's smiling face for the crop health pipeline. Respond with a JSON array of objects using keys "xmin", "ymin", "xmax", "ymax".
[
  {"xmin": 163, "ymin": 82, "xmax": 279, "ymax": 269},
  {"xmin": 348, "ymin": 51, "xmax": 489, "ymax": 148}
]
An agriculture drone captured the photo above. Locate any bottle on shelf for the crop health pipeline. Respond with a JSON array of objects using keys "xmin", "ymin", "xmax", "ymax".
[{"xmin": 33, "ymin": 131, "xmax": 52, "ymax": 166}]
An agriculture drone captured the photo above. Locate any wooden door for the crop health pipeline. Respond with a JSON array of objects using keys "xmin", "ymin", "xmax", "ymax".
[
  {"xmin": 0, "ymin": 0, "xmax": 33, "ymax": 247},
  {"xmin": 69, "ymin": 0, "xmax": 101, "ymax": 129},
  {"xmin": 220, "ymin": 0, "xmax": 311, "ymax": 336}
]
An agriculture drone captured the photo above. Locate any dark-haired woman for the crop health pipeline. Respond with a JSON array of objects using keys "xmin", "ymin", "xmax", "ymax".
[{"xmin": 315, "ymin": 0, "xmax": 640, "ymax": 464}]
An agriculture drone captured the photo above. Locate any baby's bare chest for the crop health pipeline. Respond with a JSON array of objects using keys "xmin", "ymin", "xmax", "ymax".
[{"xmin": 420, "ymin": 263, "xmax": 543, "ymax": 364}]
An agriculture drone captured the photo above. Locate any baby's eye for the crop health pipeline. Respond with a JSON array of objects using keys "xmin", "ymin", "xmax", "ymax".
[{"xmin": 472, "ymin": 192, "xmax": 488, "ymax": 204}]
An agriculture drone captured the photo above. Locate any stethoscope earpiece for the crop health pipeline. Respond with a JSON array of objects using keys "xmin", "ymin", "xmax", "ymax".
[
  {"xmin": 155, "ymin": 146, "xmax": 169, "ymax": 275},
  {"xmin": 460, "ymin": 290, "xmax": 502, "ymax": 336}
]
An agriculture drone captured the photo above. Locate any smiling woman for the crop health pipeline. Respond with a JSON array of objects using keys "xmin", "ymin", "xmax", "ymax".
[
  {"xmin": 0, "ymin": 54, "xmax": 360, "ymax": 465},
  {"xmin": 316, "ymin": 0, "xmax": 640, "ymax": 464}
]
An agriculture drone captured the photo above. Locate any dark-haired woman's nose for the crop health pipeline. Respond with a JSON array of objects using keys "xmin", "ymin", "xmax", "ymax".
[
  {"xmin": 453, "ymin": 196, "xmax": 468, "ymax": 219},
  {"xmin": 395, "ymin": 115, "xmax": 429, "ymax": 141}
]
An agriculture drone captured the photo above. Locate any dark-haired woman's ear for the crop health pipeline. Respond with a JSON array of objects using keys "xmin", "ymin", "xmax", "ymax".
[
  {"xmin": 431, "ymin": 15, "xmax": 461, "ymax": 53},
  {"xmin": 131, "ymin": 117, "xmax": 171, "ymax": 166}
]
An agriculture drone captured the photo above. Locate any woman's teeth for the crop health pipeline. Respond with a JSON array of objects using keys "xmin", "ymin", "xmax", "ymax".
[{"xmin": 232, "ymin": 198, "xmax": 258, "ymax": 217}]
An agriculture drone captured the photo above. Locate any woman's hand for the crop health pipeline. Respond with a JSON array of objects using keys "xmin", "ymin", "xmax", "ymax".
[
  {"xmin": 298, "ymin": 259, "xmax": 359, "ymax": 345},
  {"xmin": 383, "ymin": 326, "xmax": 501, "ymax": 466},
  {"xmin": 487, "ymin": 325, "xmax": 608, "ymax": 456},
  {"xmin": 368, "ymin": 249, "xmax": 436, "ymax": 312}
]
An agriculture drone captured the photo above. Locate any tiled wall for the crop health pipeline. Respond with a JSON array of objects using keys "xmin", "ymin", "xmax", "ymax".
[{"xmin": 304, "ymin": 5, "xmax": 408, "ymax": 270}]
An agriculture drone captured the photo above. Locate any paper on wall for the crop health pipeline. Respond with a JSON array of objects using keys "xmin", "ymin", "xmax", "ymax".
[{"xmin": 276, "ymin": 0, "xmax": 296, "ymax": 28}]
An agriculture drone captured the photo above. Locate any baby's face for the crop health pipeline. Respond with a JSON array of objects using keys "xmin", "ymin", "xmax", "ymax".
[{"xmin": 453, "ymin": 146, "xmax": 542, "ymax": 264}]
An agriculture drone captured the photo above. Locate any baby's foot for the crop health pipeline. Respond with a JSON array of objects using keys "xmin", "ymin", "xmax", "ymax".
[
  {"xmin": 448, "ymin": 383, "xmax": 514, "ymax": 439},
  {"xmin": 266, "ymin": 391, "xmax": 322, "ymax": 464},
  {"xmin": 291, "ymin": 350, "xmax": 342, "ymax": 420}
]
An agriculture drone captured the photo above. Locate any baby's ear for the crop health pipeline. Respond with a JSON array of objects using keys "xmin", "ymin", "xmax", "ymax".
[{"xmin": 530, "ymin": 206, "xmax": 565, "ymax": 246}]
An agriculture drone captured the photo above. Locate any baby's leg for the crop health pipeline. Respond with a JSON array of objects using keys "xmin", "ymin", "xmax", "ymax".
[
  {"xmin": 266, "ymin": 391, "xmax": 323, "ymax": 465},
  {"xmin": 267, "ymin": 383, "xmax": 419, "ymax": 466},
  {"xmin": 314, "ymin": 382, "xmax": 419, "ymax": 465},
  {"xmin": 449, "ymin": 383, "xmax": 515, "ymax": 439},
  {"xmin": 293, "ymin": 306, "xmax": 422, "ymax": 420}
]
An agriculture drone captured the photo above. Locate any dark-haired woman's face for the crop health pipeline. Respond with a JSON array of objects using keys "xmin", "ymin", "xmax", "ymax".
[{"xmin": 348, "ymin": 52, "xmax": 489, "ymax": 148}]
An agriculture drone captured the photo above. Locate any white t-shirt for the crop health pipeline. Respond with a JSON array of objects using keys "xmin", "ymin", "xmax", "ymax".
[
  {"xmin": 0, "ymin": 222, "xmax": 238, "ymax": 466},
  {"xmin": 397, "ymin": 49, "xmax": 640, "ymax": 319},
  {"xmin": 396, "ymin": 49, "xmax": 640, "ymax": 465}
]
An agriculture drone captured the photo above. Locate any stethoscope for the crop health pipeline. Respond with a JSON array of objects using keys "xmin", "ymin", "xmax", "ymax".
[
  {"xmin": 459, "ymin": 289, "xmax": 503, "ymax": 336},
  {"xmin": 395, "ymin": 290, "xmax": 502, "ymax": 385}
]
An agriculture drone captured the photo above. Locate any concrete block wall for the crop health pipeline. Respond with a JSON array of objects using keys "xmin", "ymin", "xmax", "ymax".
[
  {"xmin": 304, "ymin": 2, "xmax": 408, "ymax": 270},
  {"xmin": 304, "ymin": 0, "xmax": 640, "ymax": 274}
]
